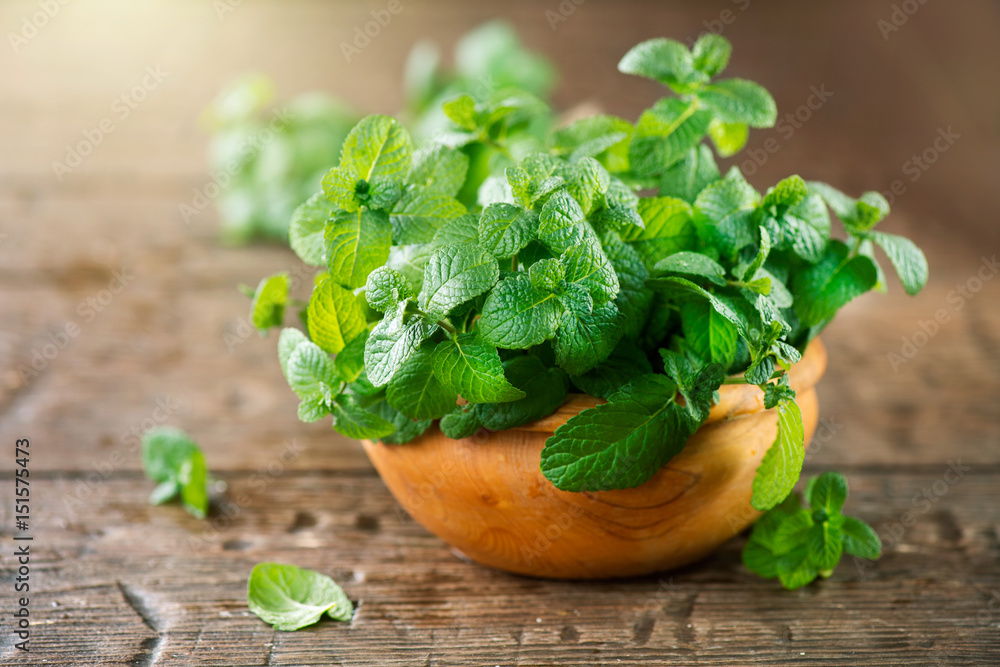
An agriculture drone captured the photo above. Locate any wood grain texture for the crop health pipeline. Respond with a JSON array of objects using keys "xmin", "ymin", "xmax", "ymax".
[{"xmin": 0, "ymin": 0, "xmax": 998, "ymax": 664}]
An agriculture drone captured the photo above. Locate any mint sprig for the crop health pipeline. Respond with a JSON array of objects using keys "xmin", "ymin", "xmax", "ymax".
[
  {"xmin": 141, "ymin": 427, "xmax": 210, "ymax": 519},
  {"xmin": 743, "ymin": 472, "xmax": 882, "ymax": 589}
]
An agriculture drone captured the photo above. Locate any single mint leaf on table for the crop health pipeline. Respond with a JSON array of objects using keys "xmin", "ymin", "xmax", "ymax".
[
  {"xmin": 479, "ymin": 274, "xmax": 564, "ymax": 349},
  {"xmin": 841, "ymin": 515, "xmax": 882, "ymax": 560},
  {"xmin": 289, "ymin": 193, "xmax": 336, "ymax": 267},
  {"xmin": 385, "ymin": 344, "xmax": 457, "ymax": 420},
  {"xmin": 806, "ymin": 470, "xmax": 848, "ymax": 516},
  {"xmin": 249, "ymin": 273, "xmax": 289, "ymax": 331},
  {"xmin": 247, "ymin": 563, "xmax": 353, "ymax": 631},
  {"xmin": 431, "ymin": 332, "xmax": 526, "ymax": 404},
  {"xmin": 141, "ymin": 427, "xmax": 209, "ymax": 519},
  {"xmin": 325, "ymin": 208, "xmax": 392, "ymax": 289},
  {"xmin": 418, "ymin": 243, "xmax": 499, "ymax": 321},
  {"xmin": 306, "ymin": 275, "xmax": 367, "ymax": 355},
  {"xmin": 541, "ymin": 374, "xmax": 694, "ymax": 491},
  {"xmin": 751, "ymin": 398, "xmax": 805, "ymax": 511}
]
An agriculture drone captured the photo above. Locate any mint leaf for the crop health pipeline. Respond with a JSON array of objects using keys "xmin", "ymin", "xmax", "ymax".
[
  {"xmin": 333, "ymin": 329, "xmax": 367, "ymax": 383},
  {"xmin": 659, "ymin": 145, "xmax": 720, "ymax": 203},
  {"xmin": 560, "ymin": 234, "xmax": 619, "ymax": 304},
  {"xmin": 277, "ymin": 328, "xmax": 310, "ymax": 383},
  {"xmin": 440, "ymin": 404, "xmax": 482, "ymax": 439},
  {"xmin": 630, "ymin": 98, "xmax": 714, "ymax": 176},
  {"xmin": 870, "ymin": 231, "xmax": 928, "ymax": 296},
  {"xmin": 792, "ymin": 241, "xmax": 878, "ymax": 327},
  {"xmin": 286, "ymin": 340, "xmax": 338, "ymax": 402},
  {"xmin": 841, "ymin": 516, "xmax": 882, "ymax": 560},
  {"xmin": 565, "ymin": 157, "xmax": 611, "ymax": 215},
  {"xmin": 541, "ymin": 375, "xmax": 692, "ymax": 491},
  {"xmin": 807, "ymin": 471, "xmax": 848, "ymax": 515},
  {"xmin": 364, "ymin": 307, "xmax": 432, "ymax": 387},
  {"xmin": 479, "ymin": 274, "xmax": 564, "ymax": 348},
  {"xmin": 751, "ymin": 399, "xmax": 805, "ymax": 511},
  {"xmin": 385, "ymin": 344, "xmax": 456, "ymax": 420},
  {"xmin": 364, "ymin": 266, "xmax": 412, "ymax": 312},
  {"xmin": 431, "ymin": 213, "xmax": 480, "ymax": 249},
  {"xmin": 289, "ymin": 194, "xmax": 336, "ymax": 267},
  {"xmin": 408, "ymin": 144, "xmax": 469, "ymax": 197},
  {"xmin": 551, "ymin": 114, "xmax": 632, "ymax": 172},
  {"xmin": 506, "ymin": 153, "xmax": 565, "ymax": 207},
  {"xmin": 331, "ymin": 394, "xmax": 397, "ymax": 439},
  {"xmin": 250, "ymin": 273, "xmax": 289, "ymax": 330},
  {"xmin": 621, "ymin": 196, "xmax": 696, "ymax": 269},
  {"xmin": 322, "ymin": 166, "xmax": 363, "ymax": 212},
  {"xmin": 707, "ymin": 119, "xmax": 748, "ymax": 157},
  {"xmin": 370, "ymin": 400, "xmax": 432, "ymax": 444},
  {"xmin": 691, "ymin": 33, "xmax": 731, "ymax": 77},
  {"xmin": 340, "ymin": 115, "xmax": 412, "ymax": 183},
  {"xmin": 247, "ymin": 563, "xmax": 353, "ymax": 631},
  {"xmin": 554, "ymin": 301, "xmax": 624, "ymax": 375},
  {"xmin": 478, "ymin": 203, "xmax": 539, "ymax": 259},
  {"xmin": 652, "ymin": 251, "xmax": 726, "ymax": 286},
  {"xmin": 432, "ymin": 333, "xmax": 526, "ymax": 403},
  {"xmin": 475, "ymin": 355, "xmax": 568, "ymax": 431},
  {"xmin": 571, "ymin": 341, "xmax": 653, "ymax": 399},
  {"xmin": 617, "ymin": 38, "xmax": 705, "ymax": 90},
  {"xmin": 418, "ymin": 243, "xmax": 499, "ymax": 320},
  {"xmin": 538, "ymin": 188, "xmax": 585, "ymax": 253},
  {"xmin": 807, "ymin": 520, "xmax": 844, "ymax": 573},
  {"xmin": 442, "ymin": 94, "xmax": 478, "ymax": 131},
  {"xmin": 141, "ymin": 427, "xmax": 209, "ymax": 519},
  {"xmin": 698, "ymin": 79, "xmax": 777, "ymax": 128},
  {"xmin": 601, "ymin": 230, "xmax": 652, "ymax": 338},
  {"xmin": 528, "ymin": 258, "xmax": 566, "ymax": 293},
  {"xmin": 306, "ymin": 276, "xmax": 367, "ymax": 355},
  {"xmin": 679, "ymin": 299, "xmax": 738, "ymax": 367},
  {"xmin": 326, "ymin": 208, "xmax": 392, "ymax": 289},
  {"xmin": 693, "ymin": 170, "xmax": 760, "ymax": 260},
  {"xmin": 390, "ymin": 188, "xmax": 467, "ymax": 245},
  {"xmin": 808, "ymin": 182, "xmax": 889, "ymax": 233}
]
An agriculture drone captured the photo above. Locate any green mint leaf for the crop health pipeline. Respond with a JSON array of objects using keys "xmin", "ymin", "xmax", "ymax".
[
  {"xmin": 617, "ymin": 38, "xmax": 705, "ymax": 90},
  {"xmin": 551, "ymin": 114, "xmax": 632, "ymax": 172},
  {"xmin": 528, "ymin": 258, "xmax": 566, "ymax": 293},
  {"xmin": 478, "ymin": 203, "xmax": 540, "ymax": 259},
  {"xmin": 370, "ymin": 400, "xmax": 432, "ymax": 444},
  {"xmin": 418, "ymin": 243, "xmax": 499, "ymax": 321},
  {"xmin": 442, "ymin": 94, "xmax": 478, "ymax": 131},
  {"xmin": 364, "ymin": 307, "xmax": 433, "ymax": 387},
  {"xmin": 808, "ymin": 520, "xmax": 844, "ymax": 573},
  {"xmin": 390, "ymin": 188, "xmax": 467, "ymax": 245},
  {"xmin": 659, "ymin": 350, "xmax": 724, "ymax": 424},
  {"xmin": 506, "ymin": 153, "xmax": 565, "ymax": 207},
  {"xmin": 858, "ymin": 239, "xmax": 889, "ymax": 294},
  {"xmin": 841, "ymin": 516, "xmax": 882, "ymax": 560},
  {"xmin": 541, "ymin": 375, "xmax": 692, "ymax": 491},
  {"xmin": 286, "ymin": 340, "xmax": 338, "ymax": 402},
  {"xmin": 648, "ymin": 276, "xmax": 754, "ymax": 340},
  {"xmin": 808, "ymin": 182, "xmax": 889, "ymax": 233},
  {"xmin": 762, "ymin": 375, "xmax": 796, "ymax": 410},
  {"xmin": 475, "ymin": 355, "xmax": 568, "ymax": 431},
  {"xmin": 333, "ymin": 329, "xmax": 367, "ymax": 383},
  {"xmin": 565, "ymin": 157, "xmax": 611, "ymax": 215},
  {"xmin": 340, "ymin": 115, "xmax": 413, "ymax": 183},
  {"xmin": 679, "ymin": 299, "xmax": 738, "ymax": 367},
  {"xmin": 630, "ymin": 99, "xmax": 714, "ymax": 177},
  {"xmin": 250, "ymin": 273, "xmax": 289, "ymax": 331},
  {"xmin": 247, "ymin": 563, "xmax": 353, "ymax": 631},
  {"xmin": 306, "ymin": 275, "xmax": 367, "ymax": 355},
  {"xmin": 601, "ymin": 230, "xmax": 652, "ymax": 338},
  {"xmin": 697, "ymin": 78, "xmax": 777, "ymax": 128},
  {"xmin": 385, "ymin": 344, "xmax": 456, "ymax": 420},
  {"xmin": 554, "ymin": 301, "xmax": 624, "ymax": 375},
  {"xmin": 289, "ymin": 194, "xmax": 336, "ymax": 267},
  {"xmin": 762, "ymin": 175, "xmax": 808, "ymax": 211},
  {"xmin": 776, "ymin": 545, "xmax": 820, "ymax": 590},
  {"xmin": 298, "ymin": 394, "xmax": 331, "ymax": 423},
  {"xmin": 325, "ymin": 208, "xmax": 392, "ymax": 289},
  {"xmin": 707, "ymin": 118, "xmax": 748, "ymax": 157},
  {"xmin": 560, "ymin": 234, "xmax": 619, "ymax": 304},
  {"xmin": 538, "ymin": 189, "xmax": 585, "ymax": 253},
  {"xmin": 479, "ymin": 273, "xmax": 564, "ymax": 348},
  {"xmin": 332, "ymin": 394, "xmax": 397, "ymax": 439},
  {"xmin": 571, "ymin": 341, "xmax": 653, "ymax": 398},
  {"xmin": 557, "ymin": 282, "xmax": 593, "ymax": 315},
  {"xmin": 386, "ymin": 244, "xmax": 434, "ymax": 293},
  {"xmin": 772, "ymin": 509, "xmax": 814, "ymax": 555},
  {"xmin": 278, "ymin": 328, "xmax": 310, "ymax": 383},
  {"xmin": 322, "ymin": 166, "xmax": 363, "ymax": 212},
  {"xmin": 693, "ymin": 169, "xmax": 760, "ymax": 261},
  {"xmin": 141, "ymin": 427, "xmax": 209, "ymax": 519},
  {"xmin": 691, "ymin": 33, "xmax": 731, "ymax": 77},
  {"xmin": 807, "ymin": 471, "xmax": 848, "ymax": 515},
  {"xmin": 440, "ymin": 404, "xmax": 482, "ymax": 439},
  {"xmin": 432, "ymin": 332, "xmax": 526, "ymax": 403},
  {"xmin": 751, "ymin": 399, "xmax": 805, "ymax": 511},
  {"xmin": 741, "ymin": 494, "xmax": 801, "ymax": 579},
  {"xmin": 659, "ymin": 145, "xmax": 720, "ymax": 203},
  {"xmin": 652, "ymin": 251, "xmax": 727, "ymax": 286},
  {"xmin": 364, "ymin": 266, "xmax": 412, "ymax": 312},
  {"xmin": 408, "ymin": 144, "xmax": 469, "ymax": 197},
  {"xmin": 621, "ymin": 196, "xmax": 696, "ymax": 269},
  {"xmin": 742, "ymin": 226, "xmax": 772, "ymax": 281},
  {"xmin": 792, "ymin": 241, "xmax": 878, "ymax": 327},
  {"xmin": 431, "ymin": 213, "xmax": 481, "ymax": 249},
  {"xmin": 870, "ymin": 231, "xmax": 928, "ymax": 296},
  {"xmin": 365, "ymin": 180, "xmax": 403, "ymax": 210}
]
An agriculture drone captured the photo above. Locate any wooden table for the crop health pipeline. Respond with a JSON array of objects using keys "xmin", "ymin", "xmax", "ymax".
[{"xmin": 1, "ymin": 0, "xmax": 998, "ymax": 664}]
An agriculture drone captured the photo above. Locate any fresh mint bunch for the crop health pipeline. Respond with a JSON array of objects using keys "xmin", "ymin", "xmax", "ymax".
[
  {"xmin": 743, "ymin": 472, "xmax": 882, "ymax": 589},
  {"xmin": 245, "ymin": 34, "xmax": 928, "ymax": 520}
]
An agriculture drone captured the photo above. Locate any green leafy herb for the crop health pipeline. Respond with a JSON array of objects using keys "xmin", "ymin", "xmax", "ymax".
[
  {"xmin": 247, "ymin": 563, "xmax": 353, "ymax": 631},
  {"xmin": 141, "ymin": 427, "xmax": 209, "ymax": 519},
  {"xmin": 743, "ymin": 472, "xmax": 881, "ymax": 589}
]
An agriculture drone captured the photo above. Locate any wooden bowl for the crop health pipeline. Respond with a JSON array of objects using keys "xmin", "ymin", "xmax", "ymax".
[{"xmin": 363, "ymin": 339, "xmax": 828, "ymax": 579}]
